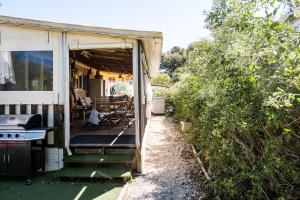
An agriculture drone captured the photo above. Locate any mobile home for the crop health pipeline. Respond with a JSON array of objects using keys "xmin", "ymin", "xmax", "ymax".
[{"xmin": 0, "ymin": 15, "xmax": 163, "ymax": 175}]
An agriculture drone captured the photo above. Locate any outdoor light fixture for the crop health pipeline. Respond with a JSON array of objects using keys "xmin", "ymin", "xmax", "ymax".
[
  {"xmin": 87, "ymin": 67, "xmax": 92, "ymax": 75},
  {"xmin": 94, "ymin": 70, "xmax": 103, "ymax": 79}
]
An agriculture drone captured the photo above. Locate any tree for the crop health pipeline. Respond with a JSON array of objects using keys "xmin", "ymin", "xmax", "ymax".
[{"xmin": 160, "ymin": 46, "xmax": 186, "ymax": 75}]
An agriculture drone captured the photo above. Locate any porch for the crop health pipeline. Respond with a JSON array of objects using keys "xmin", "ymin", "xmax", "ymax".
[
  {"xmin": 70, "ymin": 119, "xmax": 136, "ymax": 147},
  {"xmin": 68, "ymin": 47, "xmax": 136, "ymax": 148}
]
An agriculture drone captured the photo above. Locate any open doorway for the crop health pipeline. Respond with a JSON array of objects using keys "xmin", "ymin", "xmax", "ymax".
[{"xmin": 68, "ymin": 48, "xmax": 136, "ymax": 147}]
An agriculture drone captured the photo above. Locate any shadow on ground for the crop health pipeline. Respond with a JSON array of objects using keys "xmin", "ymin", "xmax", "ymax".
[{"xmin": 0, "ymin": 172, "xmax": 124, "ymax": 200}]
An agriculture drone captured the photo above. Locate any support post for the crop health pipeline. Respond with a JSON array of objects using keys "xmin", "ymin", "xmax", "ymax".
[
  {"xmin": 4, "ymin": 105, "xmax": 9, "ymax": 115},
  {"xmin": 37, "ymin": 104, "xmax": 43, "ymax": 126},
  {"xmin": 47, "ymin": 104, "xmax": 54, "ymax": 145},
  {"xmin": 62, "ymin": 32, "xmax": 71, "ymax": 155},
  {"xmin": 15, "ymin": 104, "xmax": 21, "ymax": 115},
  {"xmin": 133, "ymin": 40, "xmax": 142, "ymax": 172},
  {"xmin": 26, "ymin": 104, "xmax": 31, "ymax": 114}
]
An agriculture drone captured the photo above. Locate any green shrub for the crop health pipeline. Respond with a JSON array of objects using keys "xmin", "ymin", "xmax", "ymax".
[
  {"xmin": 167, "ymin": 0, "xmax": 300, "ymax": 199},
  {"xmin": 151, "ymin": 73, "xmax": 171, "ymax": 86}
]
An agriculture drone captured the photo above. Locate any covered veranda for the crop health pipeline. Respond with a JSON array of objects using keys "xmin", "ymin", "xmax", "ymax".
[{"xmin": 69, "ymin": 48, "xmax": 136, "ymax": 147}]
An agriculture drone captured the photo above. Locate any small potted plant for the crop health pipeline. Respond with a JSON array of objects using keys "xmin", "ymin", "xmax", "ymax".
[{"xmin": 180, "ymin": 119, "xmax": 192, "ymax": 132}]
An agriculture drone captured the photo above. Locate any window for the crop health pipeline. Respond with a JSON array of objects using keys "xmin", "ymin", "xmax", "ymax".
[
  {"xmin": 0, "ymin": 51, "xmax": 53, "ymax": 91},
  {"xmin": 75, "ymin": 75, "xmax": 88, "ymax": 90},
  {"xmin": 74, "ymin": 75, "xmax": 84, "ymax": 89}
]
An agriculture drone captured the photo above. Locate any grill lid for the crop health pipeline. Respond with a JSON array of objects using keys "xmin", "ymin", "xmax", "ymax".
[{"xmin": 0, "ymin": 114, "xmax": 42, "ymax": 130}]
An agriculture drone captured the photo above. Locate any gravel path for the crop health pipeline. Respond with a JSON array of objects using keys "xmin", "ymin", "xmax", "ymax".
[{"xmin": 123, "ymin": 116, "xmax": 206, "ymax": 200}]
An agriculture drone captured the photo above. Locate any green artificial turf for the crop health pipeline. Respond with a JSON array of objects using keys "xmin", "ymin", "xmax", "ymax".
[
  {"xmin": 0, "ymin": 172, "xmax": 124, "ymax": 200},
  {"xmin": 56, "ymin": 167, "xmax": 132, "ymax": 180},
  {"xmin": 63, "ymin": 153, "xmax": 134, "ymax": 164}
]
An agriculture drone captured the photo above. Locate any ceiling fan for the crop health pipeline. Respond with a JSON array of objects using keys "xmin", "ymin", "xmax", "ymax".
[{"xmin": 81, "ymin": 50, "xmax": 93, "ymax": 58}]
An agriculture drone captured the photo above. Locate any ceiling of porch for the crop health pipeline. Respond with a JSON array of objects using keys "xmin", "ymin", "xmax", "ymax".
[{"xmin": 70, "ymin": 48, "xmax": 133, "ymax": 74}]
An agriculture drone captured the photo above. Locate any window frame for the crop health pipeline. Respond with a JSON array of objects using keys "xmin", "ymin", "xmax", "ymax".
[
  {"xmin": 2, "ymin": 50, "xmax": 54, "ymax": 92},
  {"xmin": 0, "ymin": 27, "xmax": 62, "ymax": 105},
  {"xmin": 0, "ymin": 49, "xmax": 59, "ymax": 105}
]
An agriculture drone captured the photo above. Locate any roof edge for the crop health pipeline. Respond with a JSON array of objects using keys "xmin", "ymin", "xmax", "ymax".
[{"xmin": 0, "ymin": 15, "xmax": 163, "ymax": 40}]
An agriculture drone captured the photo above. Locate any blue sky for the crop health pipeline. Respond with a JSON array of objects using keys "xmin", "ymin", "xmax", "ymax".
[{"xmin": 0, "ymin": 0, "xmax": 213, "ymax": 52}]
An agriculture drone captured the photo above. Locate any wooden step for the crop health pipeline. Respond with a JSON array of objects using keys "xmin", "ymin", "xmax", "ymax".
[
  {"xmin": 71, "ymin": 147, "xmax": 135, "ymax": 154},
  {"xmin": 55, "ymin": 167, "xmax": 132, "ymax": 181},
  {"xmin": 63, "ymin": 153, "xmax": 134, "ymax": 165},
  {"xmin": 70, "ymin": 135, "xmax": 136, "ymax": 148}
]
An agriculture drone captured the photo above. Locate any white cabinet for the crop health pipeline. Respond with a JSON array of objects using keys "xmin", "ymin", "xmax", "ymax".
[{"xmin": 45, "ymin": 148, "xmax": 63, "ymax": 171}]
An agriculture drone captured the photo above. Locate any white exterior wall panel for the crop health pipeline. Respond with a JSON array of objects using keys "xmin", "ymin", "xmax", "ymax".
[
  {"xmin": 0, "ymin": 18, "xmax": 162, "ymax": 173},
  {"xmin": 0, "ymin": 25, "xmax": 63, "ymax": 105}
]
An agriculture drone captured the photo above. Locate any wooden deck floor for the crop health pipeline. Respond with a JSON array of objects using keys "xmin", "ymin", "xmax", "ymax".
[{"xmin": 70, "ymin": 119, "xmax": 136, "ymax": 147}]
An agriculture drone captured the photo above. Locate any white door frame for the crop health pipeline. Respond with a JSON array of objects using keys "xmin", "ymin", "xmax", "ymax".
[
  {"xmin": 62, "ymin": 33, "xmax": 71, "ymax": 151},
  {"xmin": 63, "ymin": 36, "xmax": 135, "ymax": 153}
]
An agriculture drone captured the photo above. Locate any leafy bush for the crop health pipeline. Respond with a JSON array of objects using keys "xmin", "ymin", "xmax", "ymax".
[
  {"xmin": 167, "ymin": 0, "xmax": 300, "ymax": 199},
  {"xmin": 151, "ymin": 73, "xmax": 171, "ymax": 86},
  {"xmin": 152, "ymin": 88, "xmax": 168, "ymax": 97}
]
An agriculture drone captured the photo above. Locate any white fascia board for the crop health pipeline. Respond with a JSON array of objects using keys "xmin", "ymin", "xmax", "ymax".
[
  {"xmin": 141, "ymin": 38, "xmax": 163, "ymax": 78},
  {"xmin": 69, "ymin": 41, "xmax": 133, "ymax": 50}
]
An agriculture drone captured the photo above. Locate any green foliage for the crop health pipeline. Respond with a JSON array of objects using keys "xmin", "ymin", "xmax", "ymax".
[
  {"xmin": 110, "ymin": 83, "xmax": 133, "ymax": 96},
  {"xmin": 160, "ymin": 46, "xmax": 187, "ymax": 75},
  {"xmin": 167, "ymin": 0, "xmax": 300, "ymax": 199},
  {"xmin": 152, "ymin": 88, "xmax": 168, "ymax": 97},
  {"xmin": 151, "ymin": 73, "xmax": 171, "ymax": 86}
]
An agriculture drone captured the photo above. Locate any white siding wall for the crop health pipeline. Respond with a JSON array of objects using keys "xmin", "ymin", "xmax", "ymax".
[
  {"xmin": 0, "ymin": 25, "xmax": 64, "ymax": 171},
  {"xmin": 0, "ymin": 25, "xmax": 64, "ymax": 105},
  {"xmin": 0, "ymin": 25, "xmax": 141, "ymax": 171}
]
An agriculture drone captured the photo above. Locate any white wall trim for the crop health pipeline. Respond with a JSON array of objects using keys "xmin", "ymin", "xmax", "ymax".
[
  {"xmin": 62, "ymin": 32, "xmax": 70, "ymax": 150},
  {"xmin": 133, "ymin": 40, "xmax": 140, "ymax": 147},
  {"xmin": 70, "ymin": 42, "xmax": 133, "ymax": 50},
  {"xmin": 140, "ymin": 117, "xmax": 151, "ymax": 174},
  {"xmin": 0, "ymin": 92, "xmax": 59, "ymax": 104}
]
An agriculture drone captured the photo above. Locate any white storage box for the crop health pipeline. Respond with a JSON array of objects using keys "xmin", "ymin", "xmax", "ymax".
[
  {"xmin": 152, "ymin": 97, "xmax": 165, "ymax": 114},
  {"xmin": 45, "ymin": 148, "xmax": 64, "ymax": 171}
]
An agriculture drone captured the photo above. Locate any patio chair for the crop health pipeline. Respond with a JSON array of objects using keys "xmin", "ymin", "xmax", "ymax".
[
  {"xmin": 95, "ymin": 97, "xmax": 116, "ymax": 127},
  {"xmin": 79, "ymin": 97, "xmax": 92, "ymax": 120},
  {"xmin": 125, "ymin": 97, "xmax": 135, "ymax": 121},
  {"xmin": 84, "ymin": 96, "xmax": 94, "ymax": 108},
  {"xmin": 114, "ymin": 97, "xmax": 134, "ymax": 126},
  {"xmin": 109, "ymin": 95, "xmax": 128, "ymax": 110},
  {"xmin": 110, "ymin": 95, "xmax": 126, "ymax": 102}
]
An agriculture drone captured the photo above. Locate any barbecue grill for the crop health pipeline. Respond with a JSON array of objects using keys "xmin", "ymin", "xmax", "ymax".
[{"xmin": 0, "ymin": 114, "xmax": 53, "ymax": 185}]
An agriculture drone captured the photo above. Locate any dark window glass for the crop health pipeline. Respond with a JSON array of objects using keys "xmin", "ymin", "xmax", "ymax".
[{"xmin": 0, "ymin": 51, "xmax": 53, "ymax": 91}]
